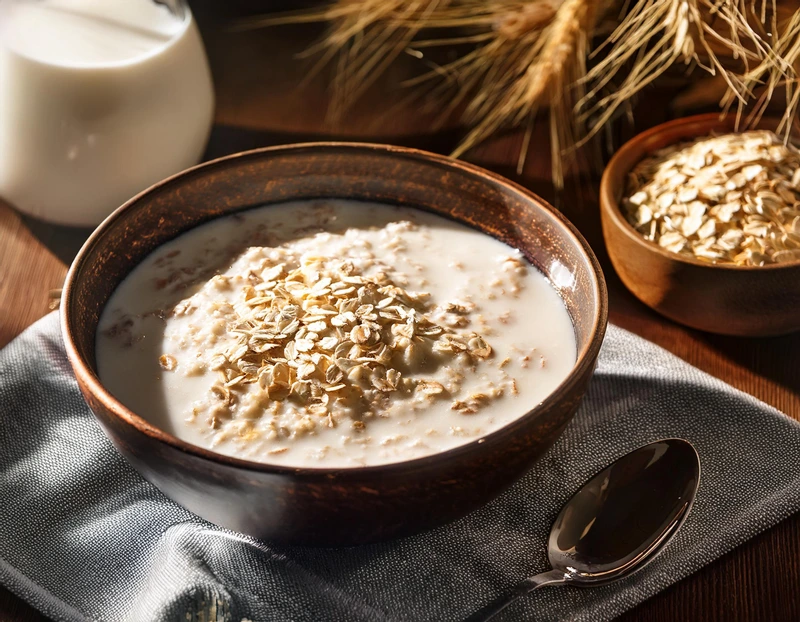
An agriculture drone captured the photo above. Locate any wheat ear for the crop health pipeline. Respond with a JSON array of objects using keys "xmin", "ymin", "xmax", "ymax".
[{"xmin": 451, "ymin": 0, "xmax": 605, "ymax": 185}]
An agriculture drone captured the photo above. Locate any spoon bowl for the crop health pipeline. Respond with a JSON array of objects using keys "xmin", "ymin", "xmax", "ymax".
[
  {"xmin": 550, "ymin": 438, "xmax": 700, "ymax": 584},
  {"xmin": 467, "ymin": 439, "xmax": 700, "ymax": 621}
]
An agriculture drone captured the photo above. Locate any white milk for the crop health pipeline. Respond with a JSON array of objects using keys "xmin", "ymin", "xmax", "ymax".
[
  {"xmin": 97, "ymin": 201, "xmax": 579, "ymax": 468},
  {"xmin": 0, "ymin": 0, "xmax": 214, "ymax": 226}
]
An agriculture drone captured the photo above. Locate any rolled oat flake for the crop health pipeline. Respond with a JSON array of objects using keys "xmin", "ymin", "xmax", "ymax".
[{"xmin": 623, "ymin": 130, "xmax": 800, "ymax": 266}]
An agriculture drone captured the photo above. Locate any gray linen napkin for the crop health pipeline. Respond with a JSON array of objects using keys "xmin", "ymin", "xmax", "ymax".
[{"xmin": 1, "ymin": 312, "xmax": 799, "ymax": 622}]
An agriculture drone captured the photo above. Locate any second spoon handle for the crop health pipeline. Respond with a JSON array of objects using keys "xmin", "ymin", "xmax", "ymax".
[{"xmin": 464, "ymin": 569, "xmax": 569, "ymax": 622}]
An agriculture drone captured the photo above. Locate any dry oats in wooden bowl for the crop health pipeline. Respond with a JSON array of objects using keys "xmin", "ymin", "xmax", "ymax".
[
  {"xmin": 62, "ymin": 143, "xmax": 607, "ymax": 545},
  {"xmin": 600, "ymin": 114, "xmax": 800, "ymax": 336}
]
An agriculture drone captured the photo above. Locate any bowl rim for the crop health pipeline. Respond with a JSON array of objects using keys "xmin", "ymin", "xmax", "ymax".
[
  {"xmin": 62, "ymin": 141, "xmax": 608, "ymax": 477},
  {"xmin": 600, "ymin": 112, "xmax": 800, "ymax": 271}
]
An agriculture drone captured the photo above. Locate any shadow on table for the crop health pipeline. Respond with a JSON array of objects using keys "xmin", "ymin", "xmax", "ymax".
[
  {"xmin": 602, "ymin": 257, "xmax": 800, "ymax": 402},
  {"xmin": 20, "ymin": 217, "xmax": 94, "ymax": 267},
  {"xmin": 700, "ymin": 331, "xmax": 800, "ymax": 399},
  {"xmin": 204, "ymin": 124, "xmax": 461, "ymax": 161}
]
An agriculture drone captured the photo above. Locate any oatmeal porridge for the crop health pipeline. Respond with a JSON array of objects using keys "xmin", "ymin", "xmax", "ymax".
[{"xmin": 96, "ymin": 200, "xmax": 577, "ymax": 467}]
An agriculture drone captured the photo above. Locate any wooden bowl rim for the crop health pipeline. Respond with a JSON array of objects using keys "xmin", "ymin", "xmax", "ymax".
[
  {"xmin": 600, "ymin": 112, "xmax": 800, "ymax": 271},
  {"xmin": 62, "ymin": 141, "xmax": 608, "ymax": 477}
]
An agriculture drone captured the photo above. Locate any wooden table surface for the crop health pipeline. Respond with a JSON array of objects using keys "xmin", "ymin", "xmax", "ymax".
[{"xmin": 2, "ymin": 3, "xmax": 799, "ymax": 620}]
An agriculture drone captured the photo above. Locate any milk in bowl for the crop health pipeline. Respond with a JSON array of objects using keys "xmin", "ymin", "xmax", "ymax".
[{"xmin": 96, "ymin": 200, "xmax": 578, "ymax": 468}]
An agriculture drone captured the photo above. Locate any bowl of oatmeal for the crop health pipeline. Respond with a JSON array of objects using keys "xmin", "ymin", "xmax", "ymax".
[
  {"xmin": 62, "ymin": 143, "xmax": 607, "ymax": 545},
  {"xmin": 601, "ymin": 113, "xmax": 800, "ymax": 336}
]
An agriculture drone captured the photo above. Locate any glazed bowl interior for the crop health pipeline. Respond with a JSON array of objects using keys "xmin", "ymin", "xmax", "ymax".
[{"xmin": 63, "ymin": 142, "xmax": 607, "ymax": 475}]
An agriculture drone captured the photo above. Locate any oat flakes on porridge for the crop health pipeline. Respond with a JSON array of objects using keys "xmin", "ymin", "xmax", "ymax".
[{"xmin": 97, "ymin": 200, "xmax": 577, "ymax": 467}]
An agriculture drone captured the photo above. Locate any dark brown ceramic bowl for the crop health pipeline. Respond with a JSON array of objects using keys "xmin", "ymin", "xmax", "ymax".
[
  {"xmin": 62, "ymin": 143, "xmax": 607, "ymax": 546},
  {"xmin": 601, "ymin": 113, "xmax": 800, "ymax": 336}
]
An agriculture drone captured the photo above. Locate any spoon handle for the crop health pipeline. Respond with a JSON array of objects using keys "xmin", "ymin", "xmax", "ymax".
[{"xmin": 464, "ymin": 569, "xmax": 569, "ymax": 622}]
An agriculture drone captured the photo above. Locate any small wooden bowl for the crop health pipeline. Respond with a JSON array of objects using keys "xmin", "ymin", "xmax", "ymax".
[
  {"xmin": 62, "ymin": 143, "xmax": 607, "ymax": 545},
  {"xmin": 601, "ymin": 114, "xmax": 800, "ymax": 336}
]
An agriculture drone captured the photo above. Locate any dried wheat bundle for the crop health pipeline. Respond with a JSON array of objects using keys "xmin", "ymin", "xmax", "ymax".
[
  {"xmin": 580, "ymin": 0, "xmax": 799, "ymax": 135},
  {"xmin": 417, "ymin": 0, "xmax": 609, "ymax": 185},
  {"xmin": 720, "ymin": 5, "xmax": 800, "ymax": 131},
  {"xmin": 241, "ymin": 0, "xmax": 800, "ymax": 185}
]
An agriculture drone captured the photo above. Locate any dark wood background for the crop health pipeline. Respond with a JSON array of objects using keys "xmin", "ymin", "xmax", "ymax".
[{"xmin": 1, "ymin": 2, "xmax": 798, "ymax": 620}]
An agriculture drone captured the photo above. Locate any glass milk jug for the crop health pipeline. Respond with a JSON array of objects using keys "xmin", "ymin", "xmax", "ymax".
[{"xmin": 0, "ymin": 0, "xmax": 214, "ymax": 226}]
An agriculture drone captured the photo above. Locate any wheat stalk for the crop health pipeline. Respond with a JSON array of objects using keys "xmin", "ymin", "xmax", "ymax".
[
  {"xmin": 579, "ymin": 0, "xmax": 771, "ymax": 139},
  {"xmin": 721, "ymin": 7, "xmax": 800, "ymax": 134},
  {"xmin": 240, "ymin": 0, "xmax": 800, "ymax": 185},
  {"xmin": 446, "ymin": 0, "xmax": 606, "ymax": 185}
]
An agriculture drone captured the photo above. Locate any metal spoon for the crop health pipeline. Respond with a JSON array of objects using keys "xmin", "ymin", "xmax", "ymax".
[{"xmin": 466, "ymin": 438, "xmax": 700, "ymax": 621}]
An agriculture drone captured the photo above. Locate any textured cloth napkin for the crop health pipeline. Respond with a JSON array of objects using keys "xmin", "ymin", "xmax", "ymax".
[{"xmin": 1, "ymin": 312, "xmax": 799, "ymax": 622}]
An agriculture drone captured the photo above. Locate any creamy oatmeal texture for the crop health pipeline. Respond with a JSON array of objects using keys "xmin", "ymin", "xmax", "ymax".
[{"xmin": 97, "ymin": 201, "xmax": 577, "ymax": 467}]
